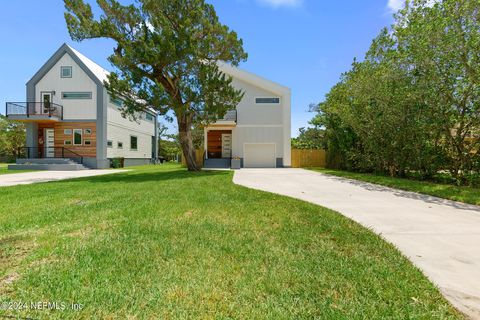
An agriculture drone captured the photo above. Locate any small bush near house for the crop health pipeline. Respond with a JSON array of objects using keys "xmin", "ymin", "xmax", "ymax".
[{"xmin": 111, "ymin": 157, "xmax": 124, "ymax": 168}]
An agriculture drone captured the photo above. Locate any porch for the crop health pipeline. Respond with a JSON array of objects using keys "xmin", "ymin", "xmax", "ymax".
[
  {"xmin": 203, "ymin": 128, "xmax": 234, "ymax": 169},
  {"xmin": 6, "ymin": 102, "xmax": 63, "ymax": 122}
]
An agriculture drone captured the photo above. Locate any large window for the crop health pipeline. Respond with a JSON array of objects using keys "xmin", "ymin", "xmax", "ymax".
[
  {"xmin": 130, "ymin": 136, "xmax": 138, "ymax": 150},
  {"xmin": 61, "ymin": 66, "xmax": 72, "ymax": 78},
  {"xmin": 62, "ymin": 92, "xmax": 92, "ymax": 99},
  {"xmin": 255, "ymin": 97, "xmax": 280, "ymax": 104},
  {"xmin": 73, "ymin": 129, "xmax": 83, "ymax": 145}
]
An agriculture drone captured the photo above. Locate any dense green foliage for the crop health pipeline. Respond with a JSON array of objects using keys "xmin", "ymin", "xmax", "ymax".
[
  {"xmin": 0, "ymin": 164, "xmax": 460, "ymax": 319},
  {"xmin": 291, "ymin": 127, "xmax": 325, "ymax": 149},
  {"xmin": 313, "ymin": 0, "xmax": 479, "ymax": 184},
  {"xmin": 64, "ymin": 0, "xmax": 247, "ymax": 171},
  {"xmin": 0, "ymin": 115, "xmax": 25, "ymax": 162}
]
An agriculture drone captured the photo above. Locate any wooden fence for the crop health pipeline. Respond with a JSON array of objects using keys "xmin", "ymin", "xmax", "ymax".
[
  {"xmin": 181, "ymin": 148, "xmax": 327, "ymax": 168},
  {"xmin": 181, "ymin": 149, "xmax": 204, "ymax": 168},
  {"xmin": 291, "ymin": 149, "xmax": 326, "ymax": 168}
]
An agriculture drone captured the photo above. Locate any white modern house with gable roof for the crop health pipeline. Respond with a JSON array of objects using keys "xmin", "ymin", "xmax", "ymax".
[
  {"xmin": 6, "ymin": 43, "xmax": 291, "ymax": 170},
  {"xmin": 203, "ymin": 62, "xmax": 291, "ymax": 168},
  {"xmin": 6, "ymin": 43, "xmax": 158, "ymax": 169}
]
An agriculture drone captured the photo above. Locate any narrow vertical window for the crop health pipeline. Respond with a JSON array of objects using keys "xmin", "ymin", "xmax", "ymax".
[{"xmin": 73, "ymin": 129, "xmax": 82, "ymax": 145}]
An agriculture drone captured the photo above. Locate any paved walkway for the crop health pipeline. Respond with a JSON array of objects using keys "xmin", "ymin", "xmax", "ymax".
[
  {"xmin": 0, "ymin": 170, "xmax": 127, "ymax": 187},
  {"xmin": 234, "ymin": 168, "xmax": 480, "ymax": 319}
]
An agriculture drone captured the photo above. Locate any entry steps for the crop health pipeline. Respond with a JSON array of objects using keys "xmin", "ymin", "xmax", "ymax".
[{"xmin": 8, "ymin": 158, "xmax": 89, "ymax": 171}]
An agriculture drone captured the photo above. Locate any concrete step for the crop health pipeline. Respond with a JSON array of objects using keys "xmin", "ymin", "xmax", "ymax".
[
  {"xmin": 17, "ymin": 158, "xmax": 78, "ymax": 165},
  {"xmin": 9, "ymin": 163, "xmax": 89, "ymax": 171},
  {"xmin": 204, "ymin": 158, "xmax": 231, "ymax": 169}
]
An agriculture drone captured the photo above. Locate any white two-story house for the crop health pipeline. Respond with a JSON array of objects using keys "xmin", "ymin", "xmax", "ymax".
[
  {"xmin": 203, "ymin": 62, "xmax": 291, "ymax": 168},
  {"xmin": 6, "ymin": 43, "xmax": 158, "ymax": 169}
]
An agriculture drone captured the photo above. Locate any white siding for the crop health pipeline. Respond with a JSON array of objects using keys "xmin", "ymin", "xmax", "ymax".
[
  {"xmin": 35, "ymin": 53, "xmax": 97, "ymax": 120},
  {"xmin": 232, "ymin": 78, "xmax": 283, "ymax": 126},
  {"xmin": 106, "ymin": 101, "xmax": 155, "ymax": 159},
  {"xmin": 232, "ymin": 126, "xmax": 283, "ymax": 158}
]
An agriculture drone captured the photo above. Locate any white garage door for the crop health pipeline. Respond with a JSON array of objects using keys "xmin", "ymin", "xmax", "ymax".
[{"xmin": 244, "ymin": 143, "xmax": 276, "ymax": 168}]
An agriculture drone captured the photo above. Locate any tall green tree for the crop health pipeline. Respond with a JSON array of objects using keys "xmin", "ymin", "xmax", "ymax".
[
  {"xmin": 0, "ymin": 115, "xmax": 26, "ymax": 160},
  {"xmin": 395, "ymin": 0, "xmax": 480, "ymax": 180},
  {"xmin": 64, "ymin": 0, "xmax": 247, "ymax": 171}
]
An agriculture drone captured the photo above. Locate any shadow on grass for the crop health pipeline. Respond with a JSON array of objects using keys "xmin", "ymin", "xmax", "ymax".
[
  {"xmin": 321, "ymin": 174, "xmax": 480, "ymax": 212},
  {"xmin": 80, "ymin": 168, "xmax": 231, "ymax": 184}
]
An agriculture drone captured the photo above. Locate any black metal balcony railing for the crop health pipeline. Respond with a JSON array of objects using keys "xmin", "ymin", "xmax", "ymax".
[
  {"xmin": 6, "ymin": 102, "xmax": 63, "ymax": 119},
  {"xmin": 18, "ymin": 147, "xmax": 83, "ymax": 164}
]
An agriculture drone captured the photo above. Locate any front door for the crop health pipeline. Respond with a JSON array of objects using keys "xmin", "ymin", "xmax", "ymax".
[
  {"xmin": 41, "ymin": 92, "xmax": 52, "ymax": 114},
  {"xmin": 44, "ymin": 128, "xmax": 55, "ymax": 158},
  {"xmin": 221, "ymin": 134, "xmax": 232, "ymax": 158}
]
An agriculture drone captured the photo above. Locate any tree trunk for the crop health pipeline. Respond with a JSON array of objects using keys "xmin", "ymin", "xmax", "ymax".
[{"xmin": 177, "ymin": 115, "xmax": 199, "ymax": 171}]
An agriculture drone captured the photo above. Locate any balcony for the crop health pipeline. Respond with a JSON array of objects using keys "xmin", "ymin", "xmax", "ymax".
[
  {"xmin": 210, "ymin": 109, "xmax": 236, "ymax": 127},
  {"xmin": 6, "ymin": 102, "xmax": 63, "ymax": 122},
  {"xmin": 222, "ymin": 110, "xmax": 237, "ymax": 122}
]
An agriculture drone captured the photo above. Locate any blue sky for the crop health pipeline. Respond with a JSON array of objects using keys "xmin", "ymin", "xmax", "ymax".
[{"xmin": 0, "ymin": 0, "xmax": 399, "ymax": 137}]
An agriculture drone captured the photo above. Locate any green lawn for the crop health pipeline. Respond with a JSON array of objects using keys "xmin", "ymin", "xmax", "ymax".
[
  {"xmin": 0, "ymin": 163, "xmax": 34, "ymax": 175},
  {"xmin": 0, "ymin": 164, "xmax": 461, "ymax": 319},
  {"xmin": 313, "ymin": 168, "xmax": 480, "ymax": 206}
]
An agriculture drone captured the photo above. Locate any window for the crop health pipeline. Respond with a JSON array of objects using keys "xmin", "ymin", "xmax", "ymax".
[
  {"xmin": 64, "ymin": 140, "xmax": 72, "ymax": 145},
  {"xmin": 145, "ymin": 113, "xmax": 154, "ymax": 121},
  {"xmin": 107, "ymin": 140, "xmax": 113, "ymax": 148},
  {"xmin": 62, "ymin": 92, "xmax": 92, "ymax": 99},
  {"xmin": 61, "ymin": 66, "xmax": 72, "ymax": 78},
  {"xmin": 73, "ymin": 129, "xmax": 82, "ymax": 145},
  {"xmin": 84, "ymin": 129, "xmax": 92, "ymax": 135},
  {"xmin": 64, "ymin": 129, "xmax": 72, "ymax": 135},
  {"xmin": 255, "ymin": 97, "xmax": 280, "ymax": 104},
  {"xmin": 84, "ymin": 140, "xmax": 92, "ymax": 146},
  {"xmin": 110, "ymin": 97, "xmax": 123, "ymax": 108},
  {"xmin": 117, "ymin": 142, "xmax": 123, "ymax": 149},
  {"xmin": 130, "ymin": 136, "xmax": 138, "ymax": 150}
]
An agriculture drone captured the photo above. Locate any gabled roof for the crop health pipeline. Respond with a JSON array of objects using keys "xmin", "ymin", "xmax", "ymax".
[
  {"xmin": 68, "ymin": 45, "xmax": 110, "ymax": 84},
  {"xmin": 27, "ymin": 43, "xmax": 108, "ymax": 88},
  {"xmin": 218, "ymin": 61, "xmax": 290, "ymax": 96},
  {"xmin": 27, "ymin": 43, "xmax": 158, "ymax": 115}
]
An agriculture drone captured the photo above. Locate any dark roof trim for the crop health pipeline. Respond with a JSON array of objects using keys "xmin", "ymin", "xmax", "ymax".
[{"xmin": 26, "ymin": 43, "xmax": 104, "ymax": 88}]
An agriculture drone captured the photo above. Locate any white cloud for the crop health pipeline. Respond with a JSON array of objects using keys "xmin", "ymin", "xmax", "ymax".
[
  {"xmin": 257, "ymin": 0, "xmax": 303, "ymax": 8},
  {"xmin": 387, "ymin": 0, "xmax": 404, "ymax": 12}
]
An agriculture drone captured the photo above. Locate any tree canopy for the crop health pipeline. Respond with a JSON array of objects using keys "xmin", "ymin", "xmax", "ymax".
[
  {"xmin": 64, "ymin": 0, "xmax": 247, "ymax": 170},
  {"xmin": 312, "ymin": 0, "xmax": 479, "ymax": 183}
]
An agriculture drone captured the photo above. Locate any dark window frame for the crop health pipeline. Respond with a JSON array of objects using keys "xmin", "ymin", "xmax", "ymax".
[
  {"xmin": 61, "ymin": 92, "xmax": 92, "ymax": 100},
  {"xmin": 73, "ymin": 129, "xmax": 83, "ymax": 146},
  {"xmin": 130, "ymin": 135, "xmax": 138, "ymax": 151},
  {"xmin": 61, "ymin": 66, "xmax": 72, "ymax": 78},
  {"xmin": 255, "ymin": 97, "xmax": 280, "ymax": 104}
]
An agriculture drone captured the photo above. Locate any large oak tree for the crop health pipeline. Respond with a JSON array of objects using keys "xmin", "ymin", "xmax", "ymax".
[{"xmin": 64, "ymin": 0, "xmax": 247, "ymax": 170}]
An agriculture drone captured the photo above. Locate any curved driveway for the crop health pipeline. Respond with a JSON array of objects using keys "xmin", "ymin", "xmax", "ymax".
[{"xmin": 234, "ymin": 168, "xmax": 480, "ymax": 319}]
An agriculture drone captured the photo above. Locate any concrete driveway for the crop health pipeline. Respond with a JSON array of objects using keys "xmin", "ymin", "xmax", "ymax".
[
  {"xmin": 234, "ymin": 168, "xmax": 480, "ymax": 318},
  {"xmin": 0, "ymin": 169, "xmax": 127, "ymax": 187}
]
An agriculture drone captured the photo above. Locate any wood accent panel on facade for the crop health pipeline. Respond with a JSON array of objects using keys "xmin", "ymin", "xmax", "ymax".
[
  {"xmin": 207, "ymin": 130, "xmax": 231, "ymax": 159},
  {"xmin": 38, "ymin": 122, "xmax": 97, "ymax": 158}
]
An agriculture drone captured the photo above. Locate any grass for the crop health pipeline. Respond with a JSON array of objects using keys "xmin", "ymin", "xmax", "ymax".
[
  {"xmin": 0, "ymin": 163, "xmax": 34, "ymax": 175},
  {"xmin": 0, "ymin": 164, "xmax": 462, "ymax": 319},
  {"xmin": 312, "ymin": 168, "xmax": 480, "ymax": 206}
]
